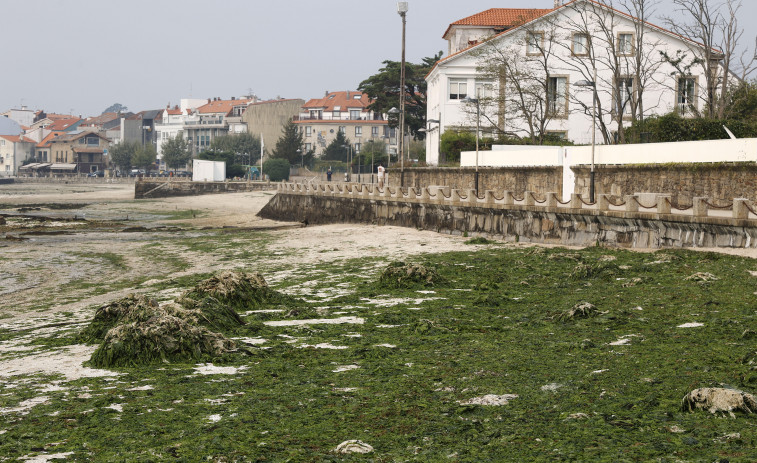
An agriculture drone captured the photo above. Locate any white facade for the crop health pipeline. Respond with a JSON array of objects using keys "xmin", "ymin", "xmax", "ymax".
[
  {"xmin": 426, "ymin": 0, "xmax": 714, "ymax": 165},
  {"xmin": 154, "ymin": 99, "xmax": 207, "ymax": 157},
  {"xmin": 0, "ymin": 136, "xmax": 35, "ymax": 176}
]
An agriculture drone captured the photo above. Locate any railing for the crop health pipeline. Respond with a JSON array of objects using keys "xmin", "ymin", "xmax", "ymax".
[
  {"xmin": 292, "ymin": 115, "xmax": 386, "ymax": 122},
  {"xmin": 277, "ymin": 182, "xmax": 757, "ymax": 222}
]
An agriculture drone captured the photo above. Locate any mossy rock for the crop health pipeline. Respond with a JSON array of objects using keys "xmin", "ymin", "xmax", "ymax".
[{"xmin": 378, "ymin": 261, "xmax": 444, "ymax": 289}]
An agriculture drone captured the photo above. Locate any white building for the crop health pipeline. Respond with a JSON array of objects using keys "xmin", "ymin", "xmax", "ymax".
[
  {"xmin": 425, "ymin": 0, "xmax": 716, "ymax": 165},
  {"xmin": 154, "ymin": 98, "xmax": 209, "ymax": 157},
  {"xmin": 0, "ymin": 135, "xmax": 36, "ymax": 176}
]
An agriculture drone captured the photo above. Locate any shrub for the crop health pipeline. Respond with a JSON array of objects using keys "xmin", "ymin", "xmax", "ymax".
[{"xmin": 263, "ymin": 158, "xmax": 290, "ymax": 181}]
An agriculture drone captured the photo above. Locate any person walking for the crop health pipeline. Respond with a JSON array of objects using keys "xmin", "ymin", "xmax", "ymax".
[
  {"xmin": 327, "ymin": 167, "xmax": 332, "ymax": 182},
  {"xmin": 377, "ymin": 163, "xmax": 385, "ymax": 188}
]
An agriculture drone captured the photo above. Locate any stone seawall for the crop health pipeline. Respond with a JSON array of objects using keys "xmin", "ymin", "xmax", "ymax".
[
  {"xmin": 259, "ymin": 192, "xmax": 757, "ymax": 249},
  {"xmin": 135, "ymin": 180, "xmax": 276, "ymax": 199}
]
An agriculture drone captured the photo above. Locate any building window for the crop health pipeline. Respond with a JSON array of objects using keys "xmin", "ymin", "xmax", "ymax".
[
  {"xmin": 350, "ymin": 110, "xmax": 360, "ymax": 120},
  {"xmin": 306, "ymin": 126, "xmax": 312, "ymax": 137},
  {"xmin": 526, "ymin": 31, "xmax": 544, "ymax": 55},
  {"xmin": 616, "ymin": 77, "xmax": 634, "ymax": 116},
  {"xmin": 677, "ymin": 77, "xmax": 697, "ymax": 114},
  {"xmin": 333, "ymin": 111, "xmax": 341, "ymax": 119},
  {"xmin": 305, "ymin": 143, "xmax": 312, "ymax": 151},
  {"xmin": 572, "ymin": 33, "xmax": 589, "ymax": 56},
  {"xmin": 0, "ymin": 140, "xmax": 4, "ymax": 146},
  {"xmin": 546, "ymin": 131, "xmax": 568, "ymax": 140},
  {"xmin": 372, "ymin": 126, "xmax": 379, "ymax": 137},
  {"xmin": 449, "ymin": 78, "xmax": 467, "ymax": 100},
  {"xmin": 475, "ymin": 81, "xmax": 494, "ymax": 99},
  {"xmin": 354, "ymin": 143, "xmax": 361, "ymax": 153},
  {"xmin": 338, "ymin": 126, "xmax": 346, "ymax": 134},
  {"xmin": 547, "ymin": 76, "xmax": 568, "ymax": 116},
  {"xmin": 355, "ymin": 126, "xmax": 362, "ymax": 137},
  {"xmin": 618, "ymin": 33, "xmax": 634, "ymax": 55}
]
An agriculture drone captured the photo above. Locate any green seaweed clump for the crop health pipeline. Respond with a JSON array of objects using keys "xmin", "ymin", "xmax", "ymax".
[
  {"xmin": 179, "ymin": 270, "xmax": 297, "ymax": 310},
  {"xmin": 378, "ymin": 261, "xmax": 444, "ymax": 289},
  {"xmin": 89, "ymin": 310, "xmax": 237, "ymax": 367}
]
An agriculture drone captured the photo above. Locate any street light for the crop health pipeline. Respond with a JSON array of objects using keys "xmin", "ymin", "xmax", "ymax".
[
  {"xmin": 575, "ymin": 67, "xmax": 598, "ymax": 203},
  {"xmin": 387, "ymin": 106, "xmax": 399, "ymax": 167},
  {"xmin": 397, "ymin": 1, "xmax": 408, "ymax": 187},
  {"xmin": 426, "ymin": 115, "xmax": 440, "ymax": 164},
  {"xmin": 461, "ymin": 96, "xmax": 480, "ymax": 194}
]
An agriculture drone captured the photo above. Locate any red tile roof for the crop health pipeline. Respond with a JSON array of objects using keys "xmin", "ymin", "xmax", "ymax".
[
  {"xmin": 197, "ymin": 98, "xmax": 253, "ymax": 115},
  {"xmin": 37, "ymin": 131, "xmax": 65, "ymax": 148},
  {"xmin": 0, "ymin": 135, "xmax": 36, "ymax": 144},
  {"xmin": 442, "ymin": 8, "xmax": 553, "ymax": 39},
  {"xmin": 46, "ymin": 118, "xmax": 81, "ymax": 131},
  {"xmin": 302, "ymin": 91, "xmax": 372, "ymax": 112}
]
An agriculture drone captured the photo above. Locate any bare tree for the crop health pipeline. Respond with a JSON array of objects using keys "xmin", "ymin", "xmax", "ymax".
[
  {"xmin": 472, "ymin": 19, "xmax": 563, "ymax": 144},
  {"xmin": 664, "ymin": 0, "xmax": 756, "ymax": 118},
  {"xmin": 557, "ymin": 0, "xmax": 663, "ymax": 143}
]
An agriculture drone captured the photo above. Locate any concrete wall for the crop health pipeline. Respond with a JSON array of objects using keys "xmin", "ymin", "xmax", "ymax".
[
  {"xmin": 461, "ymin": 138, "xmax": 757, "ymax": 167},
  {"xmin": 242, "ymin": 100, "xmax": 304, "ymax": 155},
  {"xmin": 261, "ymin": 189, "xmax": 757, "ymax": 250},
  {"xmin": 134, "ymin": 179, "xmax": 275, "ymax": 199}
]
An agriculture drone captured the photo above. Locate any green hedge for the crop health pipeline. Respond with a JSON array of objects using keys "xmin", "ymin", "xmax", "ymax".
[
  {"xmin": 626, "ymin": 113, "xmax": 757, "ymax": 143},
  {"xmin": 263, "ymin": 158, "xmax": 290, "ymax": 182}
]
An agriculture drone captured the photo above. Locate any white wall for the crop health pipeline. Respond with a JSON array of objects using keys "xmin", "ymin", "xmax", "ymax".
[
  {"xmin": 461, "ymin": 138, "xmax": 757, "ymax": 168},
  {"xmin": 192, "ymin": 159, "xmax": 225, "ymax": 182}
]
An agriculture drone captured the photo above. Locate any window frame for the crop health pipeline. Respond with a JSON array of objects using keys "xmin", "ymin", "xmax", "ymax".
[
  {"xmin": 571, "ymin": 33, "xmax": 590, "ymax": 57},
  {"xmin": 546, "ymin": 75, "xmax": 569, "ymax": 118},
  {"xmin": 614, "ymin": 76, "xmax": 636, "ymax": 119},
  {"xmin": 449, "ymin": 78, "xmax": 468, "ymax": 100},
  {"xmin": 355, "ymin": 126, "xmax": 362, "ymax": 137},
  {"xmin": 526, "ymin": 31, "xmax": 544, "ymax": 56},
  {"xmin": 676, "ymin": 76, "xmax": 698, "ymax": 115},
  {"xmin": 617, "ymin": 32, "xmax": 635, "ymax": 56}
]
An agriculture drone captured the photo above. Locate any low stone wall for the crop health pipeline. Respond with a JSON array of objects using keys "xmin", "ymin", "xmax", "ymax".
[
  {"xmin": 259, "ymin": 186, "xmax": 757, "ymax": 249},
  {"xmin": 573, "ymin": 164, "xmax": 757, "ymax": 204},
  {"xmin": 390, "ymin": 163, "xmax": 757, "ymax": 204},
  {"xmin": 391, "ymin": 166, "xmax": 562, "ymax": 195},
  {"xmin": 134, "ymin": 180, "xmax": 276, "ymax": 199}
]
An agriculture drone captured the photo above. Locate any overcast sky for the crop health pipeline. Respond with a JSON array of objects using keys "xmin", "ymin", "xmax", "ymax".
[{"xmin": 3, "ymin": 0, "xmax": 756, "ymax": 117}]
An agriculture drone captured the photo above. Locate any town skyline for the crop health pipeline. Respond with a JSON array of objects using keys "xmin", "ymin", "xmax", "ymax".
[{"xmin": 3, "ymin": 0, "xmax": 756, "ymax": 118}]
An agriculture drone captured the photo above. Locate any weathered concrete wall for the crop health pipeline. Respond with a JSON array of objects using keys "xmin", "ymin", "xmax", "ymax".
[
  {"xmin": 392, "ymin": 166, "xmax": 562, "ymax": 195},
  {"xmin": 135, "ymin": 180, "xmax": 276, "ymax": 199},
  {"xmin": 392, "ymin": 164, "xmax": 757, "ymax": 204},
  {"xmin": 259, "ymin": 193, "xmax": 757, "ymax": 249}
]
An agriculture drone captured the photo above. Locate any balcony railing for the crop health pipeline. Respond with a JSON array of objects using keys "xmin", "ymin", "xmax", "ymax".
[{"xmin": 293, "ymin": 115, "xmax": 386, "ymax": 122}]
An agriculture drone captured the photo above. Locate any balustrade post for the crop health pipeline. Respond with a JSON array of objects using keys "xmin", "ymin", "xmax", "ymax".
[
  {"xmin": 485, "ymin": 190, "xmax": 495, "ymax": 206},
  {"xmin": 693, "ymin": 197, "xmax": 708, "ymax": 217},
  {"xmin": 625, "ymin": 195, "xmax": 639, "ymax": 212},
  {"xmin": 546, "ymin": 192, "xmax": 557, "ymax": 208},
  {"xmin": 733, "ymin": 198, "xmax": 749, "ymax": 219},
  {"xmin": 523, "ymin": 191, "xmax": 535, "ymax": 206},
  {"xmin": 598, "ymin": 194, "xmax": 610, "ymax": 211},
  {"xmin": 569, "ymin": 194, "xmax": 582, "ymax": 209},
  {"xmin": 468, "ymin": 189, "xmax": 478, "ymax": 205},
  {"xmin": 451, "ymin": 189, "xmax": 464, "ymax": 205},
  {"xmin": 502, "ymin": 191, "xmax": 513, "ymax": 206},
  {"xmin": 656, "ymin": 195, "xmax": 672, "ymax": 214}
]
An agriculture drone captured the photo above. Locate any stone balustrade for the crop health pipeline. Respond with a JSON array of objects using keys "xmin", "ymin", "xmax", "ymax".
[{"xmin": 277, "ymin": 182, "xmax": 757, "ymax": 222}]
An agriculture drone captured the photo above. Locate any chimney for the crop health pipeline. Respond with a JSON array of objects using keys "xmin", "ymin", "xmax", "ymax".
[
  {"xmin": 554, "ymin": 0, "xmax": 563, "ymax": 7},
  {"xmin": 207, "ymin": 98, "xmax": 211, "ymax": 103},
  {"xmin": 325, "ymin": 90, "xmax": 329, "ymax": 97},
  {"xmin": 231, "ymin": 96, "xmax": 235, "ymax": 100}
]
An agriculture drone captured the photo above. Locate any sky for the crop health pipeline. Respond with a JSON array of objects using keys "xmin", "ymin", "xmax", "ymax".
[{"xmin": 2, "ymin": 0, "xmax": 756, "ymax": 118}]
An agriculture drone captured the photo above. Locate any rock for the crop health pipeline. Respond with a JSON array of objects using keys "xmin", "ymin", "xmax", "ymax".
[
  {"xmin": 684, "ymin": 272, "xmax": 718, "ymax": 282},
  {"xmin": 682, "ymin": 387, "xmax": 757, "ymax": 417},
  {"xmin": 559, "ymin": 302, "xmax": 597, "ymax": 321},
  {"xmin": 458, "ymin": 394, "xmax": 518, "ymax": 406},
  {"xmin": 335, "ymin": 440, "xmax": 373, "ymax": 454}
]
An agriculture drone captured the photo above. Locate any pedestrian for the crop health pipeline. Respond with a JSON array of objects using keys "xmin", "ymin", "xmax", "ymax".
[
  {"xmin": 327, "ymin": 167, "xmax": 332, "ymax": 182},
  {"xmin": 377, "ymin": 163, "xmax": 385, "ymax": 188}
]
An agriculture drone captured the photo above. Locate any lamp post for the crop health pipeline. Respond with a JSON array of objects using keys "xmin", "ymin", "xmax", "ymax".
[
  {"xmin": 461, "ymin": 96, "xmax": 480, "ymax": 194},
  {"xmin": 397, "ymin": 1, "xmax": 408, "ymax": 187},
  {"xmin": 575, "ymin": 67, "xmax": 597, "ymax": 203}
]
